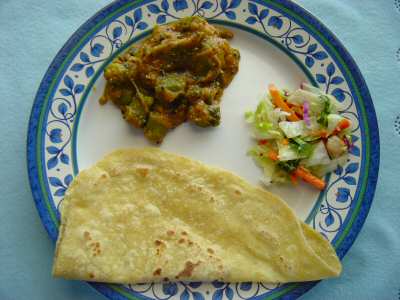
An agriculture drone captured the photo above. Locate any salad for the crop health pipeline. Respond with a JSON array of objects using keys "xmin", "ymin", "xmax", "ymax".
[{"xmin": 245, "ymin": 83, "xmax": 353, "ymax": 190}]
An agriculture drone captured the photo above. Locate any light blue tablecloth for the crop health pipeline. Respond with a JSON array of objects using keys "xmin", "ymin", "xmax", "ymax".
[{"xmin": 0, "ymin": 1, "xmax": 399, "ymax": 299}]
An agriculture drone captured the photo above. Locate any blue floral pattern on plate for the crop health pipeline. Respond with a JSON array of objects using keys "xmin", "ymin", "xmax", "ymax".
[{"xmin": 27, "ymin": 0, "xmax": 379, "ymax": 299}]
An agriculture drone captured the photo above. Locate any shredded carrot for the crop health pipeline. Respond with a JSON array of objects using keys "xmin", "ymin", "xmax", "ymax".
[
  {"xmin": 290, "ymin": 173, "xmax": 298, "ymax": 185},
  {"xmin": 258, "ymin": 139, "xmax": 269, "ymax": 146},
  {"xmin": 293, "ymin": 166, "xmax": 326, "ymax": 190},
  {"xmin": 312, "ymin": 129, "xmax": 328, "ymax": 139},
  {"xmin": 268, "ymin": 84, "xmax": 300, "ymax": 122},
  {"xmin": 320, "ymin": 130, "xmax": 329, "ymax": 139},
  {"xmin": 332, "ymin": 118, "xmax": 351, "ymax": 135},
  {"xmin": 268, "ymin": 150, "xmax": 279, "ymax": 161},
  {"xmin": 281, "ymin": 139, "xmax": 289, "ymax": 145},
  {"xmin": 338, "ymin": 118, "xmax": 351, "ymax": 130},
  {"xmin": 292, "ymin": 105, "xmax": 304, "ymax": 117}
]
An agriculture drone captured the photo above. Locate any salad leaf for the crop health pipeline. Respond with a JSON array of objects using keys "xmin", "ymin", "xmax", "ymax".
[
  {"xmin": 287, "ymin": 89, "xmax": 324, "ymax": 114},
  {"xmin": 261, "ymin": 159, "xmax": 276, "ymax": 185},
  {"xmin": 256, "ymin": 121, "xmax": 273, "ymax": 132},
  {"xmin": 244, "ymin": 111, "xmax": 254, "ymax": 123},
  {"xmin": 287, "ymin": 89, "xmax": 320, "ymax": 105},
  {"xmin": 278, "ymin": 121, "xmax": 305, "ymax": 138},
  {"xmin": 326, "ymin": 135, "xmax": 347, "ymax": 158},
  {"xmin": 253, "ymin": 101, "xmax": 273, "ymax": 132},
  {"xmin": 300, "ymin": 83, "xmax": 323, "ymax": 94},
  {"xmin": 327, "ymin": 114, "xmax": 344, "ymax": 134},
  {"xmin": 304, "ymin": 141, "xmax": 331, "ymax": 167},
  {"xmin": 278, "ymin": 144, "xmax": 303, "ymax": 161},
  {"xmin": 248, "ymin": 146, "xmax": 288, "ymax": 184},
  {"xmin": 245, "ymin": 83, "xmax": 351, "ymax": 189},
  {"xmin": 246, "ymin": 99, "xmax": 286, "ymax": 139},
  {"xmin": 290, "ymin": 137, "xmax": 313, "ymax": 157},
  {"xmin": 317, "ymin": 95, "xmax": 331, "ymax": 127},
  {"xmin": 311, "ymin": 154, "xmax": 348, "ymax": 177}
]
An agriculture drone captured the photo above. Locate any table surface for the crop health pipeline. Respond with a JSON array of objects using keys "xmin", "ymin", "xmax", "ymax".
[{"xmin": 1, "ymin": 1, "xmax": 399, "ymax": 299}]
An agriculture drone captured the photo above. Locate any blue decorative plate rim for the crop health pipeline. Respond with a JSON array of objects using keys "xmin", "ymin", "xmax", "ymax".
[{"xmin": 26, "ymin": 0, "xmax": 380, "ymax": 299}]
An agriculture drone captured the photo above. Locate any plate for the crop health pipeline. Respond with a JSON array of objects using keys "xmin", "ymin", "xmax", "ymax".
[{"xmin": 27, "ymin": 0, "xmax": 379, "ymax": 299}]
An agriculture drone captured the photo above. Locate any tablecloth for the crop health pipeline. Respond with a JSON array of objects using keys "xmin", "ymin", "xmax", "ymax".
[{"xmin": 0, "ymin": 0, "xmax": 399, "ymax": 299}]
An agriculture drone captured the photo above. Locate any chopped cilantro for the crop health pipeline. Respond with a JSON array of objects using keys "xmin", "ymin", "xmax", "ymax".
[{"xmin": 277, "ymin": 160, "xmax": 300, "ymax": 173}]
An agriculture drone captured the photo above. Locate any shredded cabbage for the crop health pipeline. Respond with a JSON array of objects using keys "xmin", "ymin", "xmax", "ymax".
[
  {"xmin": 246, "ymin": 97, "xmax": 289, "ymax": 139},
  {"xmin": 278, "ymin": 121, "xmax": 306, "ymax": 138},
  {"xmin": 287, "ymin": 89, "xmax": 325, "ymax": 114},
  {"xmin": 278, "ymin": 144, "xmax": 302, "ymax": 161},
  {"xmin": 248, "ymin": 146, "xmax": 288, "ymax": 184},
  {"xmin": 245, "ymin": 83, "xmax": 352, "ymax": 188},
  {"xmin": 327, "ymin": 114, "xmax": 344, "ymax": 134},
  {"xmin": 303, "ymin": 141, "xmax": 331, "ymax": 167},
  {"xmin": 311, "ymin": 154, "xmax": 348, "ymax": 177}
]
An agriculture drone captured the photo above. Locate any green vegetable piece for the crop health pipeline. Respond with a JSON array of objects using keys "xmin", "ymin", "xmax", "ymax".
[
  {"xmin": 144, "ymin": 112, "xmax": 169, "ymax": 144},
  {"xmin": 155, "ymin": 74, "xmax": 186, "ymax": 103},
  {"xmin": 130, "ymin": 80, "xmax": 154, "ymax": 111},
  {"xmin": 256, "ymin": 121, "xmax": 272, "ymax": 131},
  {"xmin": 140, "ymin": 94, "xmax": 154, "ymax": 111},
  {"xmin": 277, "ymin": 160, "xmax": 300, "ymax": 173},
  {"xmin": 290, "ymin": 137, "xmax": 313, "ymax": 157},
  {"xmin": 104, "ymin": 62, "xmax": 129, "ymax": 83},
  {"xmin": 122, "ymin": 98, "xmax": 148, "ymax": 128},
  {"xmin": 302, "ymin": 135, "xmax": 321, "ymax": 142},
  {"xmin": 186, "ymin": 85, "xmax": 202, "ymax": 103},
  {"xmin": 317, "ymin": 95, "xmax": 332, "ymax": 127},
  {"xmin": 244, "ymin": 111, "xmax": 254, "ymax": 123},
  {"xmin": 188, "ymin": 102, "xmax": 220, "ymax": 127},
  {"xmin": 118, "ymin": 88, "xmax": 135, "ymax": 106},
  {"xmin": 175, "ymin": 16, "xmax": 195, "ymax": 31},
  {"xmin": 255, "ymin": 101, "xmax": 267, "ymax": 117}
]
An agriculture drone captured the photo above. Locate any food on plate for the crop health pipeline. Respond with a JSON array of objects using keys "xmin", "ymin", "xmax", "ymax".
[
  {"xmin": 245, "ymin": 83, "xmax": 353, "ymax": 190},
  {"xmin": 53, "ymin": 148, "xmax": 341, "ymax": 283},
  {"xmin": 100, "ymin": 16, "xmax": 240, "ymax": 144}
]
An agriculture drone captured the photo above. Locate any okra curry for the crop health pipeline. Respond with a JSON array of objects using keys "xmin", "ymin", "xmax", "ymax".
[{"xmin": 100, "ymin": 16, "xmax": 240, "ymax": 143}]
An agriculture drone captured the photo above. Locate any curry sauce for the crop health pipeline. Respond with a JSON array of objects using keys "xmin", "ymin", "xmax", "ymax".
[{"xmin": 100, "ymin": 16, "xmax": 240, "ymax": 143}]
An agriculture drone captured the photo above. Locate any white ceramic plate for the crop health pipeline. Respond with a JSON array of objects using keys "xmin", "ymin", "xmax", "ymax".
[{"xmin": 27, "ymin": 0, "xmax": 379, "ymax": 299}]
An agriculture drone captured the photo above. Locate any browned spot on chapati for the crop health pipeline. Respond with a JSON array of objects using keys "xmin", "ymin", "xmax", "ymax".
[
  {"xmin": 207, "ymin": 248, "xmax": 214, "ymax": 254},
  {"xmin": 153, "ymin": 268, "xmax": 162, "ymax": 276},
  {"xmin": 234, "ymin": 189, "xmax": 241, "ymax": 195},
  {"xmin": 178, "ymin": 238, "xmax": 185, "ymax": 244},
  {"xmin": 89, "ymin": 272, "xmax": 95, "ymax": 279},
  {"xmin": 176, "ymin": 261, "xmax": 201, "ymax": 279},
  {"xmin": 83, "ymin": 231, "xmax": 91, "ymax": 240},
  {"xmin": 167, "ymin": 230, "xmax": 175, "ymax": 236},
  {"xmin": 137, "ymin": 168, "xmax": 149, "ymax": 177},
  {"xmin": 155, "ymin": 240, "xmax": 164, "ymax": 246},
  {"xmin": 181, "ymin": 231, "xmax": 188, "ymax": 236},
  {"xmin": 89, "ymin": 241, "xmax": 101, "ymax": 257},
  {"xmin": 155, "ymin": 239, "xmax": 166, "ymax": 256}
]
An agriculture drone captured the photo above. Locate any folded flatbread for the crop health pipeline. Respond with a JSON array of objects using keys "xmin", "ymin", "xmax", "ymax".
[{"xmin": 53, "ymin": 148, "xmax": 341, "ymax": 283}]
